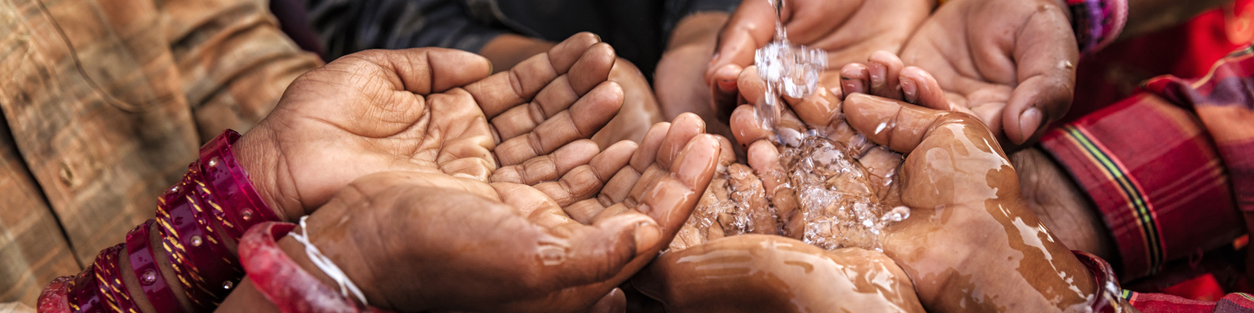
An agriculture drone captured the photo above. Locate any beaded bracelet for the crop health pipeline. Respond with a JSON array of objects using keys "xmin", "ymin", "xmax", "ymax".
[
  {"xmin": 1073, "ymin": 250, "xmax": 1126, "ymax": 313},
  {"xmin": 239, "ymin": 222, "xmax": 393, "ymax": 313},
  {"xmin": 1067, "ymin": 0, "xmax": 1129, "ymax": 55}
]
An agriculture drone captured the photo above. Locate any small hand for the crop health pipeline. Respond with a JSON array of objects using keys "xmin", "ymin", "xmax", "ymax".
[
  {"xmin": 283, "ymin": 114, "xmax": 720, "ymax": 313},
  {"xmin": 235, "ymin": 33, "xmax": 624, "ymax": 220},
  {"xmin": 706, "ymin": 0, "xmax": 933, "ymax": 115},
  {"xmin": 898, "ymin": 0, "xmax": 1078, "ymax": 151}
]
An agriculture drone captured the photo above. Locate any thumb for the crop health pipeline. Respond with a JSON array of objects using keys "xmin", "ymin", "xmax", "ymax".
[{"xmin": 541, "ymin": 212, "xmax": 662, "ymax": 288}]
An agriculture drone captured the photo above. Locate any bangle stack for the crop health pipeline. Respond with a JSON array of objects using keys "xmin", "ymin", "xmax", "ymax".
[
  {"xmin": 38, "ymin": 130, "xmax": 281, "ymax": 313},
  {"xmin": 1067, "ymin": 0, "xmax": 1129, "ymax": 55}
]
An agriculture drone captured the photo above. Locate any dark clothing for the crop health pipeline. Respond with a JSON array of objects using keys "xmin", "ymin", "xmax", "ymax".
[{"xmin": 305, "ymin": 0, "xmax": 739, "ymax": 79}]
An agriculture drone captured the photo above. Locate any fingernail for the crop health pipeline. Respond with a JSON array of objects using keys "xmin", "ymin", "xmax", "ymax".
[
  {"xmin": 718, "ymin": 79, "xmax": 737, "ymax": 93},
  {"xmin": 868, "ymin": 63, "xmax": 885, "ymax": 88},
  {"xmin": 901, "ymin": 78, "xmax": 918, "ymax": 103},
  {"xmin": 1018, "ymin": 107, "xmax": 1043, "ymax": 144},
  {"xmin": 633, "ymin": 221, "xmax": 662, "ymax": 254}
]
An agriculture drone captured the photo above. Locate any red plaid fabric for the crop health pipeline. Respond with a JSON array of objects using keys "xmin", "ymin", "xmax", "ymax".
[
  {"xmin": 1044, "ymin": 46, "xmax": 1254, "ymax": 280},
  {"xmin": 1043, "ymin": 46, "xmax": 1254, "ymax": 312}
]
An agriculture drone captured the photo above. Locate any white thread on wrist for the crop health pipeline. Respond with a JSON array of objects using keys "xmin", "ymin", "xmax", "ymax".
[{"xmin": 290, "ymin": 215, "xmax": 370, "ymax": 306}]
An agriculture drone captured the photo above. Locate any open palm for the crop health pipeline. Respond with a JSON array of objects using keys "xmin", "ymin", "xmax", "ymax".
[
  {"xmin": 899, "ymin": 0, "xmax": 1078, "ymax": 151},
  {"xmin": 236, "ymin": 33, "xmax": 625, "ymax": 220},
  {"xmin": 292, "ymin": 114, "xmax": 720, "ymax": 312}
]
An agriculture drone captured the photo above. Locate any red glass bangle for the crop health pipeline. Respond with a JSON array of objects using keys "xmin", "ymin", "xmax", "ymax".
[
  {"xmin": 67, "ymin": 245, "xmax": 127, "ymax": 313},
  {"xmin": 239, "ymin": 222, "xmax": 393, "ymax": 313},
  {"xmin": 199, "ymin": 129, "xmax": 281, "ymax": 239},
  {"xmin": 37, "ymin": 276, "xmax": 73, "ymax": 313},
  {"xmin": 1074, "ymin": 250, "xmax": 1124, "ymax": 313},
  {"xmin": 94, "ymin": 245, "xmax": 140, "ymax": 313},
  {"xmin": 156, "ymin": 164, "xmax": 244, "ymax": 307},
  {"xmin": 126, "ymin": 220, "xmax": 187, "ymax": 313}
]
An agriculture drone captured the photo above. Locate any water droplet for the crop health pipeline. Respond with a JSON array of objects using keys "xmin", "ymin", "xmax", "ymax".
[
  {"xmin": 537, "ymin": 245, "xmax": 567, "ymax": 266},
  {"xmin": 240, "ymin": 209, "xmax": 253, "ymax": 221},
  {"xmin": 206, "ymin": 157, "xmax": 220, "ymax": 168},
  {"xmin": 169, "ymin": 185, "xmax": 180, "ymax": 194},
  {"xmin": 222, "ymin": 281, "xmax": 233, "ymax": 289},
  {"xmin": 190, "ymin": 236, "xmax": 202, "ymax": 247}
]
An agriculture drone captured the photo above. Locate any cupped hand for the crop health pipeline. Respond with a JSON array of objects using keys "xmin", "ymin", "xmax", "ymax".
[
  {"xmin": 897, "ymin": 0, "xmax": 1078, "ymax": 151},
  {"xmin": 635, "ymin": 235, "xmax": 924, "ymax": 313},
  {"xmin": 706, "ymin": 0, "xmax": 933, "ymax": 114},
  {"xmin": 841, "ymin": 94, "xmax": 1099, "ymax": 312},
  {"xmin": 724, "ymin": 66, "xmax": 1103, "ymax": 311},
  {"xmin": 235, "ymin": 33, "xmax": 625, "ymax": 221},
  {"xmin": 277, "ymin": 113, "xmax": 719, "ymax": 313}
]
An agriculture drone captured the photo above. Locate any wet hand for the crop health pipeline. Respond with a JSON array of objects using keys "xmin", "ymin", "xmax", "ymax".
[
  {"xmin": 843, "ymin": 93, "xmax": 1098, "ymax": 312},
  {"xmin": 234, "ymin": 33, "xmax": 624, "ymax": 221},
  {"xmin": 284, "ymin": 114, "xmax": 720, "ymax": 312},
  {"xmin": 706, "ymin": 0, "xmax": 933, "ymax": 116},
  {"xmin": 635, "ymin": 235, "xmax": 924, "ymax": 313},
  {"xmin": 898, "ymin": 0, "xmax": 1078, "ymax": 151}
]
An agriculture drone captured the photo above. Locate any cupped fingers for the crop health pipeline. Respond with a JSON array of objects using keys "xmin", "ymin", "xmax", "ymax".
[
  {"xmin": 495, "ymin": 81, "xmax": 624, "ymax": 166},
  {"xmin": 867, "ymin": 51, "xmax": 905, "ymax": 100},
  {"xmin": 491, "ymin": 43, "xmax": 618, "ymax": 142},
  {"xmin": 842, "ymin": 93, "xmax": 949, "ymax": 154},
  {"xmin": 468, "ymin": 33, "xmax": 605, "ymax": 118},
  {"xmin": 490, "ymin": 139, "xmax": 600, "ymax": 185},
  {"xmin": 625, "ymin": 134, "xmax": 720, "ymax": 233},
  {"xmin": 899, "ymin": 66, "xmax": 948, "ymax": 110},
  {"xmin": 530, "ymin": 140, "xmax": 637, "ymax": 209}
]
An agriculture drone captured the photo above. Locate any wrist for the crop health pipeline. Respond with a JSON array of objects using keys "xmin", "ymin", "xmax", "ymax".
[{"xmin": 234, "ymin": 127, "xmax": 302, "ymax": 221}]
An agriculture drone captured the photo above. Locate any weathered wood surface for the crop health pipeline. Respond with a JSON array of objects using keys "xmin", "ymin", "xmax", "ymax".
[{"xmin": 0, "ymin": 0, "xmax": 320, "ymax": 305}]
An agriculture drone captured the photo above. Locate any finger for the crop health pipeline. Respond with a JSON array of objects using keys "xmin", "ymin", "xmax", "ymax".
[
  {"xmin": 710, "ymin": 64, "xmax": 745, "ymax": 115},
  {"xmin": 492, "ymin": 48, "xmax": 611, "ymax": 141},
  {"xmin": 842, "ymin": 93, "xmax": 950, "ymax": 154},
  {"xmin": 656, "ymin": 113, "xmax": 706, "ymax": 171},
  {"xmin": 534, "ymin": 141, "xmax": 637, "ymax": 207},
  {"xmin": 867, "ymin": 51, "xmax": 905, "ymax": 100},
  {"xmin": 468, "ymin": 34, "xmax": 607, "ymax": 118},
  {"xmin": 589, "ymin": 288, "xmax": 626, "ymax": 313},
  {"xmin": 736, "ymin": 66, "xmax": 769, "ymax": 106},
  {"xmin": 715, "ymin": 135, "xmax": 738, "ymax": 166},
  {"xmin": 491, "ymin": 139, "xmax": 601, "ymax": 185},
  {"xmin": 1004, "ymin": 5, "xmax": 1077, "ymax": 146},
  {"xmin": 899, "ymin": 66, "xmax": 948, "ymax": 110},
  {"xmin": 540, "ymin": 211, "xmax": 661, "ymax": 288},
  {"xmin": 729, "ymin": 104, "xmax": 773, "ymax": 148},
  {"xmin": 785, "ymin": 81, "xmax": 843, "ymax": 129},
  {"xmin": 840, "ymin": 63, "xmax": 870, "ymax": 96},
  {"xmin": 492, "ymin": 182, "xmax": 572, "ymax": 229},
  {"xmin": 341, "ymin": 48, "xmax": 492, "ymax": 96},
  {"xmin": 550, "ymin": 32, "xmax": 604, "ymax": 74},
  {"xmin": 707, "ymin": 0, "xmax": 778, "ymax": 85},
  {"xmin": 746, "ymin": 140, "xmax": 787, "ymax": 192},
  {"xmin": 569, "ymin": 43, "xmax": 617, "ymax": 95},
  {"xmin": 496, "ymin": 82, "xmax": 625, "ymax": 166},
  {"xmin": 629, "ymin": 122, "xmax": 672, "ymax": 172}
]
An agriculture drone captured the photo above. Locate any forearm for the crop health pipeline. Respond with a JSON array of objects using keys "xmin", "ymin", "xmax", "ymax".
[{"xmin": 655, "ymin": 12, "xmax": 732, "ymax": 137}]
